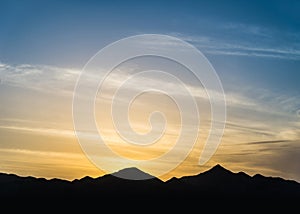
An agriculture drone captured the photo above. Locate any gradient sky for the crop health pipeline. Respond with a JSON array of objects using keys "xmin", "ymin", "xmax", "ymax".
[{"xmin": 0, "ymin": 0, "xmax": 299, "ymax": 181}]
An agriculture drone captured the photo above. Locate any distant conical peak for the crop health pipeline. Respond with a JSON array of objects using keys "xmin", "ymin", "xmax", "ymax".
[
  {"xmin": 113, "ymin": 167, "xmax": 148, "ymax": 174},
  {"xmin": 111, "ymin": 167, "xmax": 155, "ymax": 180},
  {"xmin": 208, "ymin": 164, "xmax": 231, "ymax": 173},
  {"xmin": 212, "ymin": 164, "xmax": 225, "ymax": 169}
]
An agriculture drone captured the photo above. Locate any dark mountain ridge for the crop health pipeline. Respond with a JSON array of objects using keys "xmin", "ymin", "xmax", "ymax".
[{"xmin": 0, "ymin": 165, "xmax": 299, "ymax": 198}]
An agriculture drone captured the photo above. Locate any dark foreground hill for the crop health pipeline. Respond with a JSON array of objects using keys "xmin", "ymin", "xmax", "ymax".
[{"xmin": 0, "ymin": 164, "xmax": 299, "ymax": 198}]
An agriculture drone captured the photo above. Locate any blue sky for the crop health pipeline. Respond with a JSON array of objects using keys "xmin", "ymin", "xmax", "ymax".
[
  {"xmin": 1, "ymin": 0, "xmax": 300, "ymax": 93},
  {"xmin": 0, "ymin": 0, "xmax": 300, "ymax": 180}
]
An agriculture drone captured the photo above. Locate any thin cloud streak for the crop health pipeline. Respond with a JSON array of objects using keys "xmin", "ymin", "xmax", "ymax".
[
  {"xmin": 0, "ymin": 148, "xmax": 81, "ymax": 159},
  {"xmin": 0, "ymin": 125, "xmax": 75, "ymax": 138},
  {"xmin": 0, "ymin": 63, "xmax": 80, "ymax": 95},
  {"xmin": 246, "ymin": 140, "xmax": 292, "ymax": 145},
  {"xmin": 173, "ymin": 29, "xmax": 300, "ymax": 60}
]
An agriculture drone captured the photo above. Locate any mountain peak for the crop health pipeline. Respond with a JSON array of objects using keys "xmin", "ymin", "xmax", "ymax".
[
  {"xmin": 207, "ymin": 164, "xmax": 232, "ymax": 174},
  {"xmin": 211, "ymin": 164, "xmax": 226, "ymax": 170},
  {"xmin": 112, "ymin": 167, "xmax": 155, "ymax": 180}
]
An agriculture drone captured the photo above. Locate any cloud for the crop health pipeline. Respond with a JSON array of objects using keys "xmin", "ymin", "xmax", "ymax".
[
  {"xmin": 244, "ymin": 88, "xmax": 300, "ymax": 117},
  {"xmin": 0, "ymin": 63, "xmax": 80, "ymax": 95},
  {"xmin": 1, "ymin": 61, "xmax": 298, "ymax": 123},
  {"xmin": 172, "ymin": 27, "xmax": 300, "ymax": 60},
  {"xmin": 246, "ymin": 140, "xmax": 292, "ymax": 145},
  {"xmin": 205, "ymin": 50, "xmax": 300, "ymax": 60},
  {"xmin": 225, "ymin": 121, "xmax": 275, "ymax": 137},
  {"xmin": 220, "ymin": 23, "xmax": 271, "ymax": 37},
  {"xmin": 240, "ymin": 139, "xmax": 300, "ymax": 181},
  {"xmin": 0, "ymin": 125, "xmax": 75, "ymax": 138},
  {"xmin": 0, "ymin": 147, "xmax": 102, "ymax": 181},
  {"xmin": 1, "ymin": 61, "xmax": 299, "ymax": 149},
  {"xmin": 0, "ymin": 148, "xmax": 81, "ymax": 159}
]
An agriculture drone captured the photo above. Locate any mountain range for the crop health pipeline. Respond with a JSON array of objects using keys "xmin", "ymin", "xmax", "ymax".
[{"xmin": 1, "ymin": 164, "xmax": 299, "ymax": 198}]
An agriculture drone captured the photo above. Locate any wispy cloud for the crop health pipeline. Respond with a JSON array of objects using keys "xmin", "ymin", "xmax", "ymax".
[
  {"xmin": 1, "ymin": 61, "xmax": 298, "ymax": 120},
  {"xmin": 0, "ymin": 148, "xmax": 81, "ymax": 159},
  {"xmin": 242, "ymin": 87, "xmax": 300, "ymax": 117},
  {"xmin": 0, "ymin": 125, "xmax": 75, "ymax": 138},
  {"xmin": 0, "ymin": 63, "xmax": 80, "ymax": 95},
  {"xmin": 220, "ymin": 23, "xmax": 272, "ymax": 38},
  {"xmin": 246, "ymin": 140, "xmax": 292, "ymax": 145},
  {"xmin": 171, "ymin": 24, "xmax": 300, "ymax": 60}
]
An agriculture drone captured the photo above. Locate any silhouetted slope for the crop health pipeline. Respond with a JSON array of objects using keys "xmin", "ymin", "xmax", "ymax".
[
  {"xmin": 71, "ymin": 168, "xmax": 167, "ymax": 197},
  {"xmin": 0, "ymin": 165, "xmax": 299, "ymax": 198},
  {"xmin": 167, "ymin": 164, "xmax": 300, "ymax": 198},
  {"xmin": 112, "ymin": 167, "xmax": 155, "ymax": 179}
]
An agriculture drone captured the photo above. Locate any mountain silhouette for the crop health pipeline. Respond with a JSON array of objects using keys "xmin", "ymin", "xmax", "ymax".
[
  {"xmin": 112, "ymin": 167, "xmax": 155, "ymax": 180},
  {"xmin": 0, "ymin": 165, "xmax": 299, "ymax": 198}
]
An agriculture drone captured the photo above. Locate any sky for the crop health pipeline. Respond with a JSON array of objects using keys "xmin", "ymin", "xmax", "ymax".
[{"xmin": 0, "ymin": 0, "xmax": 300, "ymax": 181}]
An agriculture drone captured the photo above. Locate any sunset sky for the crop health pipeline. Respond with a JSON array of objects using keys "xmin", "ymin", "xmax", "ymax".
[{"xmin": 0, "ymin": 0, "xmax": 299, "ymax": 181}]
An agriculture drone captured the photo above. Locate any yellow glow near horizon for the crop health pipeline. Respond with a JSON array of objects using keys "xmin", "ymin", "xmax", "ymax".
[
  {"xmin": 0, "ymin": 65, "xmax": 299, "ymax": 182},
  {"xmin": 0, "ymin": 122, "xmax": 299, "ymax": 182}
]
